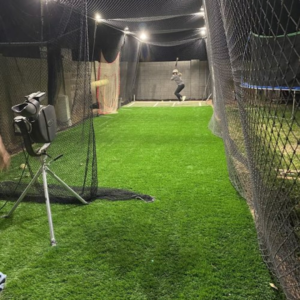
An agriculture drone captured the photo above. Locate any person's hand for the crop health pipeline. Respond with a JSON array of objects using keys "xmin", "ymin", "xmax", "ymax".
[
  {"xmin": 0, "ymin": 136, "xmax": 10, "ymax": 171},
  {"xmin": 0, "ymin": 151, "xmax": 10, "ymax": 171}
]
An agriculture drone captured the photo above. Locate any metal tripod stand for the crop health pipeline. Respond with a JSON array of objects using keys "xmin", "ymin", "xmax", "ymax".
[{"xmin": 4, "ymin": 144, "xmax": 88, "ymax": 246}]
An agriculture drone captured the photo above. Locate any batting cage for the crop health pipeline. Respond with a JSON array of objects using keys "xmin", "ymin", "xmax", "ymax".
[
  {"xmin": 0, "ymin": 0, "xmax": 208, "ymax": 204},
  {"xmin": 0, "ymin": 0, "xmax": 300, "ymax": 298}
]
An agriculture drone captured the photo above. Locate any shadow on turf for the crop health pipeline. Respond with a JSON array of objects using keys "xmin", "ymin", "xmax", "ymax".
[{"xmin": 0, "ymin": 183, "xmax": 155, "ymax": 204}]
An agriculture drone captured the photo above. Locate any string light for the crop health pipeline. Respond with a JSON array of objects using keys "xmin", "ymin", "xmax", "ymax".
[
  {"xmin": 197, "ymin": 6, "xmax": 205, "ymax": 16},
  {"xmin": 95, "ymin": 13, "xmax": 102, "ymax": 23},
  {"xmin": 139, "ymin": 31, "xmax": 148, "ymax": 41},
  {"xmin": 200, "ymin": 27, "xmax": 206, "ymax": 36}
]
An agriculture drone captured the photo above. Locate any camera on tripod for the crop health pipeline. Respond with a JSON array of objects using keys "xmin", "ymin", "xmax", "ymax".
[{"xmin": 11, "ymin": 92, "xmax": 57, "ymax": 156}]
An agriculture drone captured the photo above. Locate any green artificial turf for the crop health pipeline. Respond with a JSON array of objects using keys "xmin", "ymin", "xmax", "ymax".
[{"xmin": 0, "ymin": 107, "xmax": 284, "ymax": 300}]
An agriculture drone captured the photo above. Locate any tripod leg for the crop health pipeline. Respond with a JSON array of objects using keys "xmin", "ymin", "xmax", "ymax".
[
  {"xmin": 42, "ymin": 165, "xmax": 56, "ymax": 246},
  {"xmin": 4, "ymin": 166, "xmax": 43, "ymax": 217},
  {"xmin": 46, "ymin": 167, "xmax": 88, "ymax": 204}
]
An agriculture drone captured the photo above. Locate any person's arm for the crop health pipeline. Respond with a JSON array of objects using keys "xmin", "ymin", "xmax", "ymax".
[
  {"xmin": 171, "ymin": 75, "xmax": 175, "ymax": 80},
  {"xmin": 0, "ymin": 135, "xmax": 10, "ymax": 171}
]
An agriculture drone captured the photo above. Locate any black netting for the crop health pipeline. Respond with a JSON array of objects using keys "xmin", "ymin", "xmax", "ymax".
[
  {"xmin": 205, "ymin": 0, "xmax": 300, "ymax": 298},
  {"xmin": 120, "ymin": 35, "xmax": 140, "ymax": 105},
  {"xmin": 105, "ymin": 14, "xmax": 204, "ymax": 33},
  {"xmin": 0, "ymin": 0, "xmax": 98, "ymax": 202},
  {"xmin": 60, "ymin": 0, "xmax": 201, "ymax": 19},
  {"xmin": 139, "ymin": 39, "xmax": 207, "ymax": 62}
]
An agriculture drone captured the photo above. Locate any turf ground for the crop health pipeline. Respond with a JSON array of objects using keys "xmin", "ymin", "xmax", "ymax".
[{"xmin": 0, "ymin": 106, "xmax": 284, "ymax": 299}]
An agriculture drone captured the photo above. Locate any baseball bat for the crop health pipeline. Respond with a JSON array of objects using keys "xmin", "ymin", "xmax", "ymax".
[
  {"xmin": 175, "ymin": 57, "xmax": 179, "ymax": 67},
  {"xmin": 91, "ymin": 79, "xmax": 109, "ymax": 87}
]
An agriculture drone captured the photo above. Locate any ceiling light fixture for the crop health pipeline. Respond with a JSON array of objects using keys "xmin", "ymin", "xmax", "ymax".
[
  {"xmin": 200, "ymin": 27, "xmax": 206, "ymax": 36},
  {"xmin": 197, "ymin": 6, "xmax": 205, "ymax": 17},
  {"xmin": 95, "ymin": 13, "xmax": 102, "ymax": 23},
  {"xmin": 139, "ymin": 31, "xmax": 148, "ymax": 41}
]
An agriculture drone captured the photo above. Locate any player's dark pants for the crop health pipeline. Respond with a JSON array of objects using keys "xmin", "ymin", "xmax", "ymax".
[{"xmin": 175, "ymin": 84, "xmax": 185, "ymax": 100}]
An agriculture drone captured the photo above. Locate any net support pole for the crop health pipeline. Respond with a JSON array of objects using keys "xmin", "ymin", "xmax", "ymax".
[
  {"xmin": 292, "ymin": 90, "xmax": 296, "ymax": 120},
  {"xmin": 40, "ymin": 0, "xmax": 44, "ymax": 42},
  {"xmin": 203, "ymin": 0, "xmax": 216, "ymax": 103}
]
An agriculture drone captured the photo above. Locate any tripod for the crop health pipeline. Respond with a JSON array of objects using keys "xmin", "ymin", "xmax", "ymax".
[{"xmin": 4, "ymin": 143, "xmax": 88, "ymax": 246}]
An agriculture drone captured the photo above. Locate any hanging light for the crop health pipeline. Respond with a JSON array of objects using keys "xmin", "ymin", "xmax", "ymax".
[
  {"xmin": 95, "ymin": 13, "xmax": 102, "ymax": 23},
  {"xmin": 197, "ymin": 6, "xmax": 205, "ymax": 16},
  {"xmin": 124, "ymin": 27, "xmax": 130, "ymax": 34},
  {"xmin": 139, "ymin": 31, "xmax": 148, "ymax": 41},
  {"xmin": 200, "ymin": 27, "xmax": 206, "ymax": 36}
]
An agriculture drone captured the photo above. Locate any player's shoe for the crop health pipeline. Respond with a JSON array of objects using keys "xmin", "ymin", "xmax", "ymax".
[{"xmin": 182, "ymin": 96, "xmax": 186, "ymax": 101}]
